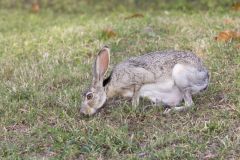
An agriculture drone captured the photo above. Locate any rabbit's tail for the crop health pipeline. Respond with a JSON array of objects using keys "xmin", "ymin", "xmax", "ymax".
[{"xmin": 172, "ymin": 64, "xmax": 209, "ymax": 94}]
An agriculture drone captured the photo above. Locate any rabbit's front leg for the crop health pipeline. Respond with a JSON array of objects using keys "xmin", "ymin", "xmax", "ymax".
[{"xmin": 131, "ymin": 85, "xmax": 141, "ymax": 107}]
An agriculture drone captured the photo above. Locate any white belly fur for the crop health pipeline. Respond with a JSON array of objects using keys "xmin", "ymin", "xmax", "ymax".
[{"xmin": 139, "ymin": 79, "xmax": 183, "ymax": 106}]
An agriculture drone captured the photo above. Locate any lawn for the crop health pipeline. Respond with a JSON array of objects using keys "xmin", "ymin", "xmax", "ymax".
[{"xmin": 0, "ymin": 5, "xmax": 240, "ymax": 160}]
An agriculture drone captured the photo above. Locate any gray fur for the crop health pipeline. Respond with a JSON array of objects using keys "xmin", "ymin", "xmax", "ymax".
[
  {"xmin": 107, "ymin": 50, "xmax": 208, "ymax": 94},
  {"xmin": 80, "ymin": 48, "xmax": 209, "ymax": 115}
]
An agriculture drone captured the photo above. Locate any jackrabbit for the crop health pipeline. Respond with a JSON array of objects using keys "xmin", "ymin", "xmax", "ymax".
[{"xmin": 80, "ymin": 46, "xmax": 209, "ymax": 115}]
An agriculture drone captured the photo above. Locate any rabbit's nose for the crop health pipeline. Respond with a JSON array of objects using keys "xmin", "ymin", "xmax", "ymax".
[
  {"xmin": 80, "ymin": 108, "xmax": 85, "ymax": 114},
  {"xmin": 80, "ymin": 106, "xmax": 96, "ymax": 115}
]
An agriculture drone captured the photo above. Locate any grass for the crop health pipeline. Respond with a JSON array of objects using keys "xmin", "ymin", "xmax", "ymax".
[{"xmin": 0, "ymin": 7, "xmax": 240, "ymax": 159}]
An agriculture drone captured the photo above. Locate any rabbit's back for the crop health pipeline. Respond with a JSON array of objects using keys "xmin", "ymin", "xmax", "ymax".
[
  {"xmin": 105, "ymin": 50, "xmax": 209, "ymax": 107},
  {"xmin": 109, "ymin": 50, "xmax": 206, "ymax": 85},
  {"xmin": 125, "ymin": 50, "xmax": 203, "ymax": 71}
]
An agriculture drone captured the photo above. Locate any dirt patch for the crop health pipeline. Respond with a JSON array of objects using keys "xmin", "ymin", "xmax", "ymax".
[{"xmin": 6, "ymin": 123, "xmax": 29, "ymax": 133}]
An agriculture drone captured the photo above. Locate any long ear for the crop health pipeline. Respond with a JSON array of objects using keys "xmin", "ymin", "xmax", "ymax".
[{"xmin": 93, "ymin": 46, "xmax": 110, "ymax": 85}]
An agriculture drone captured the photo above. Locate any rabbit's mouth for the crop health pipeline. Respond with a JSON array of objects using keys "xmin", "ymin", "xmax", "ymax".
[{"xmin": 80, "ymin": 105, "xmax": 97, "ymax": 115}]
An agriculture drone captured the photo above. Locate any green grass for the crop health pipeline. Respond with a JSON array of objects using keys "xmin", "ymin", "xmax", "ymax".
[{"xmin": 0, "ymin": 8, "xmax": 240, "ymax": 159}]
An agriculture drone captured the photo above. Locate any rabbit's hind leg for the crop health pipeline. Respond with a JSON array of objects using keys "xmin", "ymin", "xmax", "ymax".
[
  {"xmin": 163, "ymin": 90, "xmax": 194, "ymax": 114},
  {"xmin": 163, "ymin": 64, "xmax": 198, "ymax": 114}
]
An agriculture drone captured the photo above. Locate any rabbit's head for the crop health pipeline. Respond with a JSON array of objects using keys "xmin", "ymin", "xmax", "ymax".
[{"xmin": 80, "ymin": 46, "xmax": 110, "ymax": 115}]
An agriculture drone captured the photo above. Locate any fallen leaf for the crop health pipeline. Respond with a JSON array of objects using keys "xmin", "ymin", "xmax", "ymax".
[
  {"xmin": 215, "ymin": 30, "xmax": 240, "ymax": 42},
  {"xmin": 101, "ymin": 28, "xmax": 117, "ymax": 39},
  {"xmin": 215, "ymin": 30, "xmax": 234, "ymax": 42},
  {"xmin": 232, "ymin": 2, "xmax": 240, "ymax": 11},
  {"xmin": 125, "ymin": 13, "xmax": 144, "ymax": 20},
  {"xmin": 236, "ymin": 44, "xmax": 240, "ymax": 49},
  {"xmin": 223, "ymin": 19, "xmax": 234, "ymax": 24},
  {"xmin": 31, "ymin": 2, "xmax": 40, "ymax": 13}
]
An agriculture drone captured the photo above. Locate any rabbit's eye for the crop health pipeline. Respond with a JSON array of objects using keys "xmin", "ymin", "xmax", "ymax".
[{"xmin": 86, "ymin": 92, "xmax": 93, "ymax": 100}]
